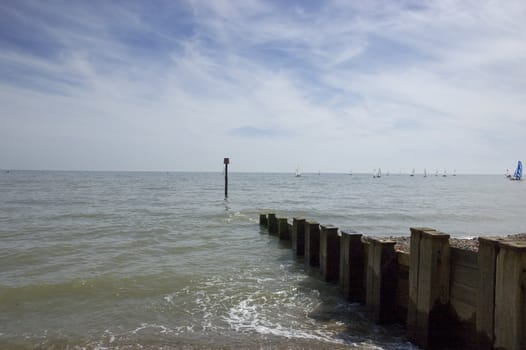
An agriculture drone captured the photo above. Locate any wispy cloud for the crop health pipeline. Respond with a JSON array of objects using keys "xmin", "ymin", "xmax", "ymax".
[
  {"xmin": 229, "ymin": 126, "xmax": 291, "ymax": 138},
  {"xmin": 1, "ymin": 0, "xmax": 525, "ymax": 172}
]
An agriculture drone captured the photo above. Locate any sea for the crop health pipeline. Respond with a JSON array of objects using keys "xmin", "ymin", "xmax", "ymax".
[{"xmin": 0, "ymin": 171, "xmax": 524, "ymax": 349}]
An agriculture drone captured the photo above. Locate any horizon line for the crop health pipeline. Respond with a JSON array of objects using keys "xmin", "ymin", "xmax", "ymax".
[{"xmin": 0, "ymin": 168, "xmax": 508, "ymax": 176}]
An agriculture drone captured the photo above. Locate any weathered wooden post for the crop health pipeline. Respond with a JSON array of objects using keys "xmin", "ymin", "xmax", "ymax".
[
  {"xmin": 224, "ymin": 158, "xmax": 229, "ymax": 198},
  {"xmin": 493, "ymin": 241, "xmax": 526, "ymax": 350},
  {"xmin": 267, "ymin": 213, "xmax": 278, "ymax": 235},
  {"xmin": 340, "ymin": 231, "xmax": 365, "ymax": 303},
  {"xmin": 476, "ymin": 237, "xmax": 500, "ymax": 349},
  {"xmin": 365, "ymin": 238, "xmax": 397, "ymax": 323},
  {"xmin": 304, "ymin": 221, "xmax": 320, "ymax": 268},
  {"xmin": 278, "ymin": 217, "xmax": 290, "ymax": 241},
  {"xmin": 320, "ymin": 225, "xmax": 340, "ymax": 282},
  {"xmin": 407, "ymin": 228, "xmax": 451, "ymax": 349},
  {"xmin": 396, "ymin": 251, "xmax": 410, "ymax": 323},
  {"xmin": 259, "ymin": 214, "xmax": 268, "ymax": 227},
  {"xmin": 291, "ymin": 218, "xmax": 306, "ymax": 257}
]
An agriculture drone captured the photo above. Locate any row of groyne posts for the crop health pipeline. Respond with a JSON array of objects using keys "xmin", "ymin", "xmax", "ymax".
[{"xmin": 258, "ymin": 213, "xmax": 526, "ymax": 350}]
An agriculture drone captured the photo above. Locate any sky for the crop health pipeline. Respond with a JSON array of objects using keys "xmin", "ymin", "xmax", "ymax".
[{"xmin": 1, "ymin": 0, "xmax": 525, "ymax": 173}]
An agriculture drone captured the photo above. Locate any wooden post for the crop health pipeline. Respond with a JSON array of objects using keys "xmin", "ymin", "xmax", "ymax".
[
  {"xmin": 320, "ymin": 225, "xmax": 340, "ymax": 282},
  {"xmin": 365, "ymin": 238, "xmax": 397, "ymax": 323},
  {"xmin": 267, "ymin": 213, "xmax": 277, "ymax": 235},
  {"xmin": 259, "ymin": 214, "xmax": 268, "ymax": 227},
  {"xmin": 396, "ymin": 251, "xmax": 410, "ymax": 323},
  {"xmin": 493, "ymin": 241, "xmax": 526, "ymax": 350},
  {"xmin": 407, "ymin": 227, "xmax": 426, "ymax": 338},
  {"xmin": 278, "ymin": 217, "xmax": 290, "ymax": 241},
  {"xmin": 304, "ymin": 221, "xmax": 320, "ymax": 268},
  {"xmin": 340, "ymin": 231, "xmax": 365, "ymax": 303},
  {"xmin": 223, "ymin": 158, "xmax": 229, "ymax": 198},
  {"xmin": 476, "ymin": 237, "xmax": 500, "ymax": 349},
  {"xmin": 291, "ymin": 218, "xmax": 306, "ymax": 257},
  {"xmin": 407, "ymin": 228, "xmax": 451, "ymax": 349}
]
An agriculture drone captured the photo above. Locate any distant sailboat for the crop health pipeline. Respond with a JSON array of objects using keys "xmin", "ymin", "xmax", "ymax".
[
  {"xmin": 510, "ymin": 161, "xmax": 522, "ymax": 181},
  {"xmin": 373, "ymin": 168, "xmax": 381, "ymax": 178},
  {"xmin": 410, "ymin": 168, "xmax": 415, "ymax": 177},
  {"xmin": 505, "ymin": 169, "xmax": 511, "ymax": 178},
  {"xmin": 442, "ymin": 170, "xmax": 447, "ymax": 177},
  {"xmin": 424, "ymin": 168, "xmax": 427, "ymax": 177},
  {"xmin": 295, "ymin": 166, "xmax": 301, "ymax": 177}
]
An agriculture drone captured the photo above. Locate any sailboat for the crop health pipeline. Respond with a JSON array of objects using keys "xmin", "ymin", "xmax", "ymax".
[
  {"xmin": 510, "ymin": 161, "xmax": 522, "ymax": 181},
  {"xmin": 295, "ymin": 166, "xmax": 301, "ymax": 177},
  {"xmin": 505, "ymin": 169, "xmax": 511, "ymax": 178},
  {"xmin": 424, "ymin": 168, "xmax": 427, "ymax": 177},
  {"xmin": 410, "ymin": 168, "xmax": 415, "ymax": 177}
]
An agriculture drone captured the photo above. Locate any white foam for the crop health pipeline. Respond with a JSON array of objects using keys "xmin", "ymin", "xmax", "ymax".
[
  {"xmin": 256, "ymin": 277, "xmax": 274, "ymax": 284},
  {"xmin": 163, "ymin": 293, "xmax": 175, "ymax": 303},
  {"xmin": 131, "ymin": 323, "xmax": 181, "ymax": 335},
  {"xmin": 223, "ymin": 297, "xmax": 345, "ymax": 345}
]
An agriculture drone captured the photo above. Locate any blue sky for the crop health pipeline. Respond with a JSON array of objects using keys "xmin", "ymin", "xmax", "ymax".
[{"xmin": 1, "ymin": 0, "xmax": 525, "ymax": 173}]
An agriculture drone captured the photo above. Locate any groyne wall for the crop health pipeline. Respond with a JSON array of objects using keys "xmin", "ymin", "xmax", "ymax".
[{"xmin": 259, "ymin": 213, "xmax": 526, "ymax": 350}]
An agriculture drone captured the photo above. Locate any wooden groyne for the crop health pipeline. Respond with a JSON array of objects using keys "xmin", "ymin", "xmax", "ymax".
[{"xmin": 259, "ymin": 213, "xmax": 526, "ymax": 350}]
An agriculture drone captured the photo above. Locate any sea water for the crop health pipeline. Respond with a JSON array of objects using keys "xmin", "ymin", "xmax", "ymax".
[{"xmin": 0, "ymin": 171, "xmax": 524, "ymax": 349}]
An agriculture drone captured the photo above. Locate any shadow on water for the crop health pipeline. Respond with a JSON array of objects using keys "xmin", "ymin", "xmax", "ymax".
[
  {"xmin": 277, "ymin": 245, "xmax": 412, "ymax": 349},
  {"xmin": 295, "ymin": 271, "xmax": 410, "ymax": 349}
]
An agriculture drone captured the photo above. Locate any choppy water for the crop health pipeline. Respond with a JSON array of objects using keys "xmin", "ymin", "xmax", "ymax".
[{"xmin": 0, "ymin": 171, "xmax": 524, "ymax": 349}]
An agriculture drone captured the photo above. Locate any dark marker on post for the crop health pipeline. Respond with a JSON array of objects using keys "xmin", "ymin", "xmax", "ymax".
[{"xmin": 224, "ymin": 158, "xmax": 229, "ymax": 198}]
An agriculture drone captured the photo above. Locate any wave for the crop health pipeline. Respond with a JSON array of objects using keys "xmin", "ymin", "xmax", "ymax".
[{"xmin": 0, "ymin": 273, "xmax": 183, "ymax": 307}]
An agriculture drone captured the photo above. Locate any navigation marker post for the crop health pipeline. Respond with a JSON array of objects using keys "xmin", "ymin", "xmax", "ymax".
[{"xmin": 224, "ymin": 158, "xmax": 229, "ymax": 198}]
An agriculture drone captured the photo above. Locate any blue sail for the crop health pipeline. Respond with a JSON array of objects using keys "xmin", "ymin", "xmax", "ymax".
[{"xmin": 512, "ymin": 160, "xmax": 522, "ymax": 180}]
